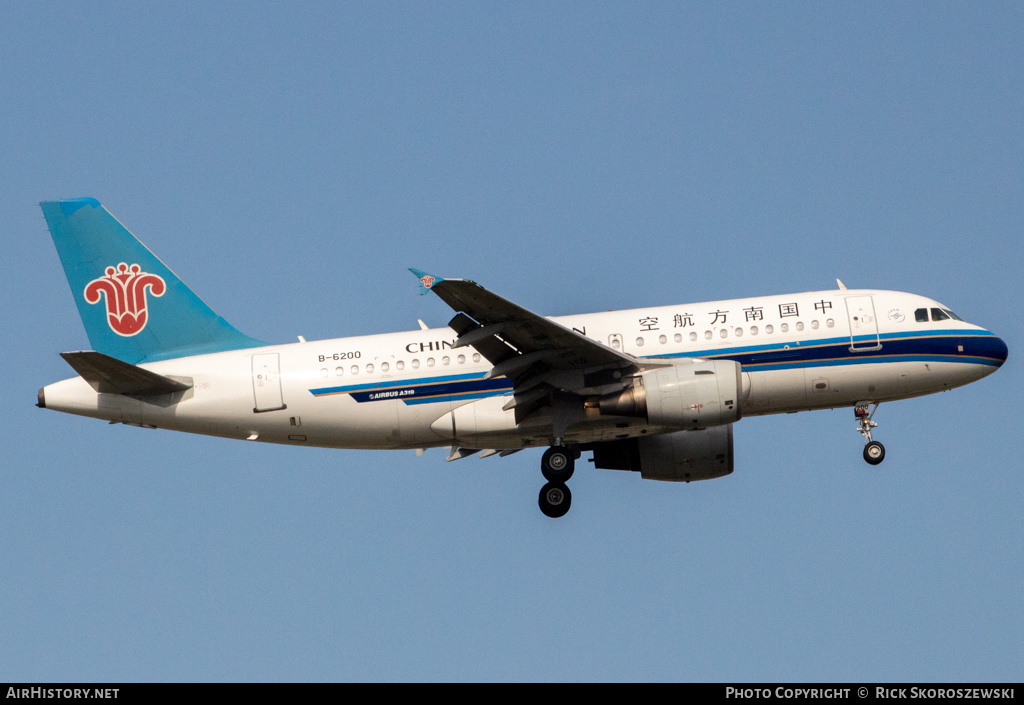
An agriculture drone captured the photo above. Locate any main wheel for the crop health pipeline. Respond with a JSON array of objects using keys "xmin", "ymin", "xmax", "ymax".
[
  {"xmin": 863, "ymin": 441, "xmax": 886, "ymax": 465},
  {"xmin": 539, "ymin": 482, "xmax": 572, "ymax": 518},
  {"xmin": 541, "ymin": 445, "xmax": 575, "ymax": 482}
]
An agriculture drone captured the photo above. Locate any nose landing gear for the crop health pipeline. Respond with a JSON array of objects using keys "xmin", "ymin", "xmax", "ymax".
[
  {"xmin": 863, "ymin": 440, "xmax": 886, "ymax": 465},
  {"xmin": 855, "ymin": 402, "xmax": 885, "ymax": 465}
]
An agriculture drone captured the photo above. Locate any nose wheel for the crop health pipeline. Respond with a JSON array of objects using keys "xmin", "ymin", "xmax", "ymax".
[
  {"xmin": 855, "ymin": 402, "xmax": 885, "ymax": 465},
  {"xmin": 538, "ymin": 444, "xmax": 576, "ymax": 517},
  {"xmin": 863, "ymin": 440, "xmax": 885, "ymax": 465}
]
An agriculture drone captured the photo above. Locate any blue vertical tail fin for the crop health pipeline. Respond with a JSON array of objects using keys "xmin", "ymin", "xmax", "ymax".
[{"xmin": 41, "ymin": 198, "xmax": 266, "ymax": 363}]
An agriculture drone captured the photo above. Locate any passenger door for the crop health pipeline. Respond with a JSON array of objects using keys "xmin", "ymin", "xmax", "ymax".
[
  {"xmin": 845, "ymin": 296, "xmax": 881, "ymax": 352},
  {"xmin": 252, "ymin": 352, "xmax": 287, "ymax": 412}
]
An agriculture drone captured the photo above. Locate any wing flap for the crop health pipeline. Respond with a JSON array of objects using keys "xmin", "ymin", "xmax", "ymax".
[{"xmin": 448, "ymin": 313, "xmax": 517, "ymax": 364}]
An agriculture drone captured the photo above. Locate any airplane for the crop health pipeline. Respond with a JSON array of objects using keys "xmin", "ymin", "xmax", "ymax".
[{"xmin": 37, "ymin": 198, "xmax": 1008, "ymax": 517}]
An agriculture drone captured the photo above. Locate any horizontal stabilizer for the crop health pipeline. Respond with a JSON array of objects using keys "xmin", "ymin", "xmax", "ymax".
[{"xmin": 60, "ymin": 351, "xmax": 192, "ymax": 396}]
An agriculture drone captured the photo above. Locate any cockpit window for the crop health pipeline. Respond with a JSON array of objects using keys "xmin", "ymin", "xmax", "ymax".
[
  {"xmin": 942, "ymin": 309, "xmax": 964, "ymax": 322},
  {"xmin": 915, "ymin": 308, "xmax": 929, "ymax": 323},
  {"xmin": 931, "ymin": 308, "xmax": 949, "ymax": 322}
]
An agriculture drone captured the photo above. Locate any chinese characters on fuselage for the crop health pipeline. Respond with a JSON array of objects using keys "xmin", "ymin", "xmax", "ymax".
[{"xmin": 637, "ymin": 300, "xmax": 835, "ymax": 333}]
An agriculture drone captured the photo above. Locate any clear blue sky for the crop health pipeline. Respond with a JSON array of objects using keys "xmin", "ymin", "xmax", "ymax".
[{"xmin": 2, "ymin": 1, "xmax": 1021, "ymax": 682}]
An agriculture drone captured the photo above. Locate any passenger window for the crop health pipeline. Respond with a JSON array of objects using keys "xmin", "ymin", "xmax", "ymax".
[
  {"xmin": 366, "ymin": 363, "xmax": 374, "ymax": 373},
  {"xmin": 735, "ymin": 327, "xmax": 743, "ymax": 337},
  {"xmin": 427, "ymin": 358, "xmax": 436, "ymax": 367},
  {"xmin": 674, "ymin": 333, "xmax": 682, "ymax": 343},
  {"xmin": 780, "ymin": 323, "xmax": 789, "ymax": 333},
  {"xmin": 931, "ymin": 308, "xmax": 949, "ymax": 321},
  {"xmin": 765, "ymin": 324, "xmax": 774, "ymax": 334},
  {"xmin": 811, "ymin": 320, "xmax": 819, "ymax": 330},
  {"xmin": 381, "ymin": 362, "xmax": 389, "ymax": 372},
  {"xmin": 457, "ymin": 354, "xmax": 465, "ymax": 364},
  {"xmin": 705, "ymin": 330, "xmax": 713, "ymax": 340},
  {"xmin": 659, "ymin": 335, "xmax": 667, "ymax": 344},
  {"xmin": 411, "ymin": 359, "xmax": 420, "ymax": 369},
  {"xmin": 472, "ymin": 353, "xmax": 481, "ymax": 363},
  {"xmin": 350, "ymin": 365, "xmax": 359, "ymax": 375},
  {"xmin": 635, "ymin": 337, "xmax": 644, "ymax": 347},
  {"xmin": 335, "ymin": 367, "xmax": 344, "ymax": 376},
  {"xmin": 689, "ymin": 332, "xmax": 697, "ymax": 342},
  {"xmin": 750, "ymin": 326, "xmax": 758, "ymax": 335},
  {"xmin": 719, "ymin": 329, "xmax": 728, "ymax": 339},
  {"xmin": 915, "ymin": 308, "xmax": 929, "ymax": 323},
  {"xmin": 396, "ymin": 361, "xmax": 405, "ymax": 371},
  {"xmin": 442, "ymin": 356, "xmax": 450, "ymax": 366},
  {"xmin": 796, "ymin": 321, "xmax": 804, "ymax": 331}
]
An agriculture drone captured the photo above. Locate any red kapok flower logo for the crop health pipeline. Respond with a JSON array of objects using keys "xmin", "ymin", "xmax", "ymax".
[{"xmin": 84, "ymin": 263, "xmax": 166, "ymax": 336}]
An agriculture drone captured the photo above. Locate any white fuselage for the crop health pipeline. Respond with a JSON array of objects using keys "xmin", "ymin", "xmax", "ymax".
[{"xmin": 41, "ymin": 289, "xmax": 1005, "ymax": 451}]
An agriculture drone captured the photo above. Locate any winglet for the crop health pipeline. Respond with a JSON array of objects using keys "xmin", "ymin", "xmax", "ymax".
[{"xmin": 409, "ymin": 268, "xmax": 444, "ymax": 296}]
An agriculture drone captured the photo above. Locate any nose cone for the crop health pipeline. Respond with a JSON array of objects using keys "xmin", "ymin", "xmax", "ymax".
[
  {"xmin": 992, "ymin": 336, "xmax": 1009, "ymax": 367},
  {"xmin": 976, "ymin": 333, "xmax": 1009, "ymax": 369}
]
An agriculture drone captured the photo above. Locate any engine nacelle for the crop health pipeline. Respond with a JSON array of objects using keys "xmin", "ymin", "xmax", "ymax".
[
  {"xmin": 591, "ymin": 425, "xmax": 734, "ymax": 482},
  {"xmin": 598, "ymin": 359, "xmax": 743, "ymax": 429}
]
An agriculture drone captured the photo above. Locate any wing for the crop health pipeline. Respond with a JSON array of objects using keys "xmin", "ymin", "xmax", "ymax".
[{"xmin": 410, "ymin": 270, "xmax": 671, "ymax": 422}]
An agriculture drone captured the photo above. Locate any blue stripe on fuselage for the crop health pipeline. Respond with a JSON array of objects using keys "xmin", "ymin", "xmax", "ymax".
[
  {"xmin": 306, "ymin": 329, "xmax": 1005, "ymax": 405},
  {"xmin": 310, "ymin": 371, "xmax": 513, "ymax": 405},
  {"xmin": 650, "ymin": 329, "xmax": 1006, "ymax": 369}
]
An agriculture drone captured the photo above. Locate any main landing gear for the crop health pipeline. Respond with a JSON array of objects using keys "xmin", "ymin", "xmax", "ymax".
[
  {"xmin": 538, "ymin": 444, "xmax": 576, "ymax": 518},
  {"xmin": 855, "ymin": 402, "xmax": 885, "ymax": 466}
]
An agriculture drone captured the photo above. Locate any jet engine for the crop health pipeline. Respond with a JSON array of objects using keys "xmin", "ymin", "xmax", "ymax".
[{"xmin": 598, "ymin": 359, "xmax": 743, "ymax": 429}]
